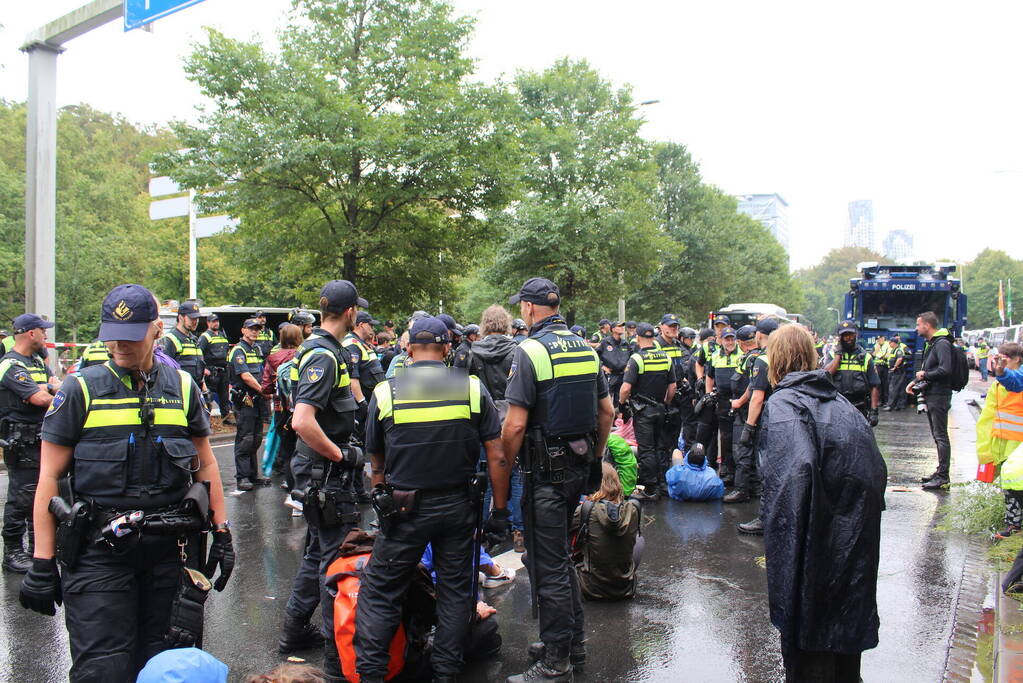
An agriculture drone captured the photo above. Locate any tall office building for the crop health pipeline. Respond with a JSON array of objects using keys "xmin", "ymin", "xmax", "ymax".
[
  {"xmin": 736, "ymin": 193, "xmax": 790, "ymax": 255},
  {"xmin": 845, "ymin": 199, "xmax": 875, "ymax": 251},
  {"xmin": 882, "ymin": 229, "xmax": 914, "ymax": 262}
]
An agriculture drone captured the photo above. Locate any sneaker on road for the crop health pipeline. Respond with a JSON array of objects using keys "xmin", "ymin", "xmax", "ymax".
[
  {"xmin": 237, "ymin": 479, "xmax": 254, "ymax": 492},
  {"xmin": 484, "ymin": 566, "xmax": 516, "ymax": 589},
  {"xmin": 285, "ymin": 496, "xmax": 303, "ymax": 513},
  {"xmin": 738, "ymin": 518, "xmax": 764, "ymax": 535}
]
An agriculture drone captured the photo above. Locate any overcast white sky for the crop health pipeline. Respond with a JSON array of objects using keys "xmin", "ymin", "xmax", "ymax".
[{"xmin": 3, "ymin": 0, "xmax": 1023, "ymax": 270}]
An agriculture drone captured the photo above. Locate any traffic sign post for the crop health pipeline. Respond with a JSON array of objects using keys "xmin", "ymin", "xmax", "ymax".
[{"xmin": 124, "ymin": 0, "xmax": 208, "ymax": 31}]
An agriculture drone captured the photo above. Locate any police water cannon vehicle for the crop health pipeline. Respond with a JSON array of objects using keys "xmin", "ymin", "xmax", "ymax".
[{"xmin": 842, "ymin": 262, "xmax": 967, "ymax": 372}]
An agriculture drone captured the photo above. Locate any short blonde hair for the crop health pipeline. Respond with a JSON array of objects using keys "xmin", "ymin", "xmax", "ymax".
[{"xmin": 767, "ymin": 324, "xmax": 818, "ymax": 387}]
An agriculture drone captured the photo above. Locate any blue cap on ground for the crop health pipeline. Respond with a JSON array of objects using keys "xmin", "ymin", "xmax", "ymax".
[
  {"xmin": 178, "ymin": 301, "xmax": 201, "ymax": 319},
  {"xmin": 99, "ymin": 284, "xmax": 158, "ymax": 342},
  {"xmin": 756, "ymin": 317, "xmax": 781, "ymax": 335},
  {"xmin": 660, "ymin": 313, "xmax": 680, "ymax": 326},
  {"xmin": 408, "ymin": 316, "xmax": 451, "ymax": 345},
  {"xmin": 320, "ymin": 280, "xmax": 368, "ymax": 313},
  {"xmin": 12, "ymin": 313, "xmax": 55, "ymax": 334},
  {"xmin": 508, "ymin": 277, "xmax": 561, "ymax": 306},
  {"xmin": 735, "ymin": 325, "xmax": 757, "ymax": 341},
  {"xmin": 636, "ymin": 322, "xmax": 656, "ymax": 338},
  {"xmin": 136, "ymin": 647, "xmax": 228, "ymax": 683}
]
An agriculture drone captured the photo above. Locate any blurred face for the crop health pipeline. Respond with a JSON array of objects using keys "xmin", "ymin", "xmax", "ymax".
[
  {"xmin": 179, "ymin": 315, "xmax": 198, "ymax": 332},
  {"xmin": 681, "ymin": 336, "xmax": 694, "ymax": 347},
  {"xmin": 714, "ymin": 322, "xmax": 726, "ymax": 336},
  {"xmin": 208, "ymin": 319, "xmax": 220, "ymax": 331},
  {"xmin": 739, "ymin": 338, "xmax": 758, "ymax": 352},
  {"xmin": 722, "ymin": 336, "xmax": 737, "ymax": 352},
  {"xmin": 519, "ymin": 301, "xmax": 535, "ymax": 327},
  {"xmin": 612, "ymin": 324, "xmax": 624, "ymax": 338},
  {"xmin": 242, "ymin": 325, "xmax": 261, "ymax": 343},
  {"xmin": 302, "ymin": 324, "xmax": 313, "ymax": 338},
  {"xmin": 106, "ymin": 320, "xmax": 161, "ymax": 371},
  {"xmin": 660, "ymin": 324, "xmax": 678, "ymax": 341},
  {"xmin": 840, "ymin": 331, "xmax": 857, "ymax": 349},
  {"xmin": 356, "ymin": 321, "xmax": 375, "ymax": 339},
  {"xmin": 18, "ymin": 328, "xmax": 48, "ymax": 353},
  {"xmin": 915, "ymin": 316, "xmax": 934, "ymax": 337}
]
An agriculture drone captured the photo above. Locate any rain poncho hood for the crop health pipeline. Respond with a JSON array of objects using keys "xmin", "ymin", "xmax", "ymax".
[
  {"xmin": 136, "ymin": 647, "xmax": 228, "ymax": 683},
  {"xmin": 471, "ymin": 334, "xmax": 518, "ymax": 363},
  {"xmin": 605, "ymin": 433, "xmax": 637, "ymax": 496},
  {"xmin": 758, "ymin": 370, "xmax": 887, "ymax": 659},
  {"xmin": 469, "ymin": 334, "xmax": 517, "ymax": 401}
]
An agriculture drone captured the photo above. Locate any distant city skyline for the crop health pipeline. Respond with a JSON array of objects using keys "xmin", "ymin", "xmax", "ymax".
[
  {"xmin": 736, "ymin": 193, "xmax": 789, "ymax": 262},
  {"xmin": 883, "ymin": 229, "xmax": 915, "ymax": 262},
  {"xmin": 845, "ymin": 200, "xmax": 876, "ymax": 251}
]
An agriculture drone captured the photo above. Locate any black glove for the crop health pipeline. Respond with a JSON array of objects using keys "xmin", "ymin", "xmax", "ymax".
[
  {"xmin": 484, "ymin": 508, "xmax": 510, "ymax": 537},
  {"xmin": 204, "ymin": 530, "xmax": 235, "ymax": 591},
  {"xmin": 739, "ymin": 422, "xmax": 757, "ymax": 448},
  {"xmin": 867, "ymin": 408, "xmax": 879, "ymax": 427},
  {"xmin": 619, "ymin": 402, "xmax": 632, "ymax": 422},
  {"xmin": 20, "ymin": 558, "xmax": 62, "ymax": 616}
]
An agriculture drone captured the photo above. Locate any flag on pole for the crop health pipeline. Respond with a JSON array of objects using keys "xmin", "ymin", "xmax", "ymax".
[{"xmin": 999, "ymin": 279, "xmax": 1006, "ymax": 325}]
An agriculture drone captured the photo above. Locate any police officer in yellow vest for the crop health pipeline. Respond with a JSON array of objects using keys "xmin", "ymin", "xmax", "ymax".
[
  {"xmin": 871, "ymin": 335, "xmax": 891, "ymax": 406},
  {"xmin": 279, "ymin": 279, "xmax": 366, "ymax": 680},
  {"xmin": 0, "ymin": 314, "xmax": 58, "ymax": 573},
  {"xmin": 229, "ymin": 319, "xmax": 269, "ymax": 490},
  {"xmin": 159, "ymin": 301, "xmax": 206, "ymax": 388},
  {"xmin": 655, "ymin": 314, "xmax": 687, "ymax": 491},
  {"xmin": 723, "ymin": 325, "xmax": 762, "ymax": 504},
  {"xmin": 621, "ymin": 323, "xmax": 677, "ymax": 501},
  {"xmin": 198, "ymin": 313, "xmax": 231, "ymax": 418},
  {"xmin": 502, "ymin": 277, "xmax": 614, "ymax": 681},
  {"xmin": 883, "ymin": 335, "xmax": 909, "ymax": 411},
  {"xmin": 78, "ymin": 339, "xmax": 112, "ymax": 370},
  {"xmin": 21, "ymin": 284, "xmax": 233, "ymax": 683},
  {"xmin": 825, "ymin": 321, "xmax": 881, "ymax": 425},
  {"xmin": 343, "ymin": 310, "xmax": 384, "ymax": 503},
  {"xmin": 354, "ymin": 316, "xmax": 507, "ymax": 683},
  {"xmin": 977, "ymin": 339, "xmax": 991, "ymax": 382},
  {"xmin": 704, "ymin": 327, "xmax": 742, "ymax": 484},
  {"xmin": 253, "ymin": 310, "xmax": 275, "ymax": 358}
]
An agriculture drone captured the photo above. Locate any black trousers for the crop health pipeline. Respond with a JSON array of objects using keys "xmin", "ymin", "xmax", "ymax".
[
  {"xmin": 234, "ymin": 398, "xmax": 266, "ymax": 483},
  {"xmin": 887, "ymin": 370, "xmax": 907, "ymax": 409},
  {"xmin": 696, "ymin": 406, "xmax": 718, "ymax": 467},
  {"xmin": 876, "ymin": 364, "xmax": 889, "ymax": 406},
  {"xmin": 206, "ymin": 365, "xmax": 231, "ymax": 414},
  {"xmin": 634, "ymin": 403, "xmax": 666, "ymax": 489},
  {"xmin": 715, "ymin": 401, "xmax": 734, "ymax": 479},
  {"xmin": 732, "ymin": 415, "xmax": 759, "ymax": 494},
  {"xmin": 524, "ymin": 462, "xmax": 588, "ymax": 646},
  {"xmin": 355, "ymin": 491, "xmax": 476, "ymax": 678},
  {"xmin": 783, "ymin": 648, "xmax": 862, "ymax": 683},
  {"xmin": 607, "ymin": 374, "xmax": 623, "ymax": 409},
  {"xmin": 63, "ymin": 534, "xmax": 181, "ymax": 683},
  {"xmin": 2, "ymin": 446, "xmax": 39, "ymax": 548},
  {"xmin": 679, "ymin": 394, "xmax": 698, "ymax": 451},
  {"xmin": 658, "ymin": 405, "xmax": 683, "ymax": 490},
  {"xmin": 287, "ymin": 450, "xmax": 357, "ymax": 681},
  {"xmin": 925, "ymin": 391, "xmax": 952, "ymax": 478}
]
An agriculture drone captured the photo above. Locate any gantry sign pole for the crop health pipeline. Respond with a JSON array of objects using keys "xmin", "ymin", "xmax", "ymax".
[{"xmin": 21, "ymin": 0, "xmax": 125, "ymax": 332}]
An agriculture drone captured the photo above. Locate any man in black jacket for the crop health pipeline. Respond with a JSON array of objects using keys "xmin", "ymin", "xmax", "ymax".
[
  {"xmin": 913, "ymin": 311, "xmax": 954, "ymax": 490},
  {"xmin": 598, "ymin": 321, "xmax": 631, "ymax": 410}
]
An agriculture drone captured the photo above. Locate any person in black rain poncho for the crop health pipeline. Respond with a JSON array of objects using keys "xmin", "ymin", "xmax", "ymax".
[{"xmin": 758, "ymin": 324, "xmax": 887, "ymax": 683}]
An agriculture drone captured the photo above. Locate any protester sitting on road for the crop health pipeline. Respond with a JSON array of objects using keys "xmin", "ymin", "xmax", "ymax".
[
  {"xmin": 977, "ymin": 343, "xmax": 1023, "ymax": 538},
  {"xmin": 758, "ymin": 324, "xmax": 887, "ymax": 683},
  {"xmin": 605, "ymin": 432, "xmax": 638, "ymax": 497},
  {"xmin": 665, "ymin": 444, "xmax": 724, "ymax": 502},
  {"xmin": 136, "ymin": 647, "xmax": 229, "ymax": 683},
  {"xmin": 571, "ymin": 463, "xmax": 642, "ymax": 600},
  {"xmin": 245, "ymin": 663, "xmax": 326, "ymax": 683}
]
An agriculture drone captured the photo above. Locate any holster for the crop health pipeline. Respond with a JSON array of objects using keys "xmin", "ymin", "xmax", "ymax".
[
  {"xmin": 51, "ymin": 496, "xmax": 93, "ymax": 571},
  {"xmin": 302, "ymin": 463, "xmax": 360, "ymax": 529},
  {"xmin": 164, "ymin": 567, "xmax": 212, "ymax": 648},
  {"xmin": 0, "ymin": 421, "xmax": 41, "ymax": 468}
]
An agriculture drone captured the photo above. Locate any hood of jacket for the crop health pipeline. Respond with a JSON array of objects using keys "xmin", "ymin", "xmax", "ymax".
[
  {"xmin": 775, "ymin": 369, "xmax": 838, "ymax": 401},
  {"xmin": 471, "ymin": 334, "xmax": 518, "ymax": 363}
]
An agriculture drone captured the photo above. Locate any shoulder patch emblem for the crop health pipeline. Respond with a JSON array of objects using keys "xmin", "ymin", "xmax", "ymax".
[
  {"xmin": 13, "ymin": 370, "xmax": 31, "ymax": 383},
  {"xmin": 508, "ymin": 360, "xmax": 517, "ymax": 379},
  {"xmin": 306, "ymin": 365, "xmax": 324, "ymax": 383},
  {"xmin": 47, "ymin": 390, "xmax": 66, "ymax": 416}
]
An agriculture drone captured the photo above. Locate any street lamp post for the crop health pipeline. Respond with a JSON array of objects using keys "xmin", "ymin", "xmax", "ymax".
[{"xmin": 827, "ymin": 307, "xmax": 841, "ymax": 326}]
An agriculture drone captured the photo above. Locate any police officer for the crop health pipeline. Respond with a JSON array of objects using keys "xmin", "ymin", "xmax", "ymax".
[
  {"xmin": 452, "ymin": 323, "xmax": 480, "ymax": 370},
  {"xmin": 883, "ymin": 335, "xmax": 908, "ymax": 411},
  {"xmin": 21, "ymin": 284, "xmax": 233, "ymax": 683},
  {"xmin": 621, "ymin": 323, "xmax": 677, "ymax": 502},
  {"xmin": 704, "ymin": 326, "xmax": 742, "ymax": 482},
  {"xmin": 0, "ymin": 330, "xmax": 8, "ymax": 353},
  {"xmin": 230, "ymin": 318, "xmax": 269, "ymax": 490},
  {"xmin": 723, "ymin": 325, "xmax": 762, "ymax": 503},
  {"xmin": 291, "ymin": 310, "xmax": 316, "ymax": 339},
  {"xmin": 733, "ymin": 317, "xmax": 780, "ymax": 534},
  {"xmin": 354, "ymin": 316, "xmax": 507, "ymax": 683},
  {"xmin": 159, "ymin": 300, "xmax": 206, "ymax": 388},
  {"xmin": 0, "ymin": 314, "xmax": 57, "ymax": 572},
  {"xmin": 597, "ymin": 321, "xmax": 631, "ymax": 410},
  {"xmin": 198, "ymin": 313, "xmax": 231, "ymax": 419},
  {"xmin": 677, "ymin": 326, "xmax": 700, "ymax": 449},
  {"xmin": 253, "ymin": 310, "xmax": 275, "ymax": 357},
  {"xmin": 511, "ymin": 318, "xmax": 528, "ymax": 343},
  {"xmin": 278, "ymin": 280, "xmax": 365, "ymax": 680},
  {"xmin": 693, "ymin": 326, "xmax": 720, "ymax": 467},
  {"xmin": 825, "ymin": 321, "xmax": 880, "ymax": 425},
  {"xmin": 625, "ymin": 321, "xmax": 638, "ymax": 349},
  {"xmin": 654, "ymin": 314, "xmax": 686, "ymax": 491},
  {"xmin": 589, "ymin": 319, "xmax": 611, "ymax": 348},
  {"xmin": 343, "ymin": 311, "xmax": 385, "ymax": 503},
  {"xmin": 872, "ymin": 334, "xmax": 891, "ymax": 406},
  {"xmin": 77, "ymin": 339, "xmax": 111, "ymax": 370},
  {"xmin": 502, "ymin": 277, "xmax": 614, "ymax": 681}
]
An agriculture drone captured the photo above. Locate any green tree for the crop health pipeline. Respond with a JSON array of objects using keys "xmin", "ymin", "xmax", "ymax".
[
  {"xmin": 155, "ymin": 0, "xmax": 522, "ymax": 312},
  {"xmin": 483, "ymin": 59, "xmax": 668, "ymax": 324},
  {"xmin": 793, "ymin": 246, "xmax": 884, "ymax": 333},
  {"xmin": 961, "ymin": 249, "xmax": 1023, "ymax": 328},
  {"xmin": 628, "ymin": 142, "xmax": 803, "ymax": 326}
]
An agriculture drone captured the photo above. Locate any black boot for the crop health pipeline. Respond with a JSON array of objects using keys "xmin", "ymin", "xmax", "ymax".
[
  {"xmin": 278, "ymin": 615, "xmax": 325, "ymax": 653},
  {"xmin": 2, "ymin": 545, "xmax": 32, "ymax": 574},
  {"xmin": 507, "ymin": 642, "xmax": 573, "ymax": 682},
  {"xmin": 528, "ymin": 640, "xmax": 586, "ymax": 667}
]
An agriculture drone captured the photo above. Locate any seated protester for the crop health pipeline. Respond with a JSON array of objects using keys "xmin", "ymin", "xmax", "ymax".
[
  {"xmin": 978, "ymin": 343, "xmax": 1023, "ymax": 539},
  {"xmin": 421, "ymin": 544, "xmax": 505, "ymax": 661},
  {"xmin": 605, "ymin": 433, "xmax": 638, "ymax": 497},
  {"xmin": 137, "ymin": 648, "xmax": 228, "ymax": 683},
  {"xmin": 665, "ymin": 444, "xmax": 725, "ymax": 502},
  {"xmin": 571, "ymin": 463, "xmax": 642, "ymax": 600}
]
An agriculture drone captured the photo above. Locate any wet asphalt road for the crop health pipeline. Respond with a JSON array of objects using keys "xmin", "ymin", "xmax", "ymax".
[{"xmin": 0, "ymin": 390, "xmax": 983, "ymax": 683}]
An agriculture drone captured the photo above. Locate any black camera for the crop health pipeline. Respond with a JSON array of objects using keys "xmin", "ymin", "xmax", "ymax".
[{"xmin": 910, "ymin": 380, "xmax": 930, "ymax": 394}]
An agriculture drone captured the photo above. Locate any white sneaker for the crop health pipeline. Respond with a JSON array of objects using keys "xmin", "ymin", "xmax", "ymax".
[
  {"xmin": 284, "ymin": 497, "xmax": 303, "ymax": 512},
  {"xmin": 483, "ymin": 566, "xmax": 516, "ymax": 589}
]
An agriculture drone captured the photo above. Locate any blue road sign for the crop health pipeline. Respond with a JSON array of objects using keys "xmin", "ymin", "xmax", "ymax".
[{"xmin": 124, "ymin": 0, "xmax": 208, "ymax": 31}]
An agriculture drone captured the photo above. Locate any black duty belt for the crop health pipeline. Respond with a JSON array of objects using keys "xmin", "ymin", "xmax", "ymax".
[{"xmin": 418, "ymin": 484, "xmax": 471, "ymax": 499}]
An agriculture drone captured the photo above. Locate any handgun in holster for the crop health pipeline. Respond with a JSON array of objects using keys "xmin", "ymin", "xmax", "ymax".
[
  {"xmin": 50, "ymin": 496, "xmax": 93, "ymax": 571},
  {"xmin": 299, "ymin": 461, "xmax": 360, "ymax": 529}
]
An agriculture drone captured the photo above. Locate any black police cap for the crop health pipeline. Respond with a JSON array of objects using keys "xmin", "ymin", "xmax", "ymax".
[
  {"xmin": 509, "ymin": 277, "xmax": 561, "ymax": 307},
  {"xmin": 178, "ymin": 301, "xmax": 201, "ymax": 319},
  {"xmin": 319, "ymin": 280, "xmax": 368, "ymax": 314},
  {"xmin": 636, "ymin": 322, "xmax": 656, "ymax": 338},
  {"xmin": 735, "ymin": 325, "xmax": 757, "ymax": 341},
  {"xmin": 356, "ymin": 311, "xmax": 380, "ymax": 326},
  {"xmin": 713, "ymin": 315, "xmax": 730, "ymax": 325},
  {"xmin": 836, "ymin": 320, "xmax": 858, "ymax": 335},
  {"xmin": 99, "ymin": 284, "xmax": 158, "ymax": 342},
  {"xmin": 756, "ymin": 317, "xmax": 780, "ymax": 335},
  {"xmin": 408, "ymin": 316, "xmax": 450, "ymax": 344},
  {"xmin": 660, "ymin": 313, "xmax": 680, "ymax": 326},
  {"xmin": 721, "ymin": 327, "xmax": 736, "ymax": 338},
  {"xmin": 12, "ymin": 313, "xmax": 54, "ymax": 334}
]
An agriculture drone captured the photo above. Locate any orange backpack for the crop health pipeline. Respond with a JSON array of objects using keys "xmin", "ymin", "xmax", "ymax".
[{"xmin": 327, "ymin": 552, "xmax": 407, "ymax": 683}]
